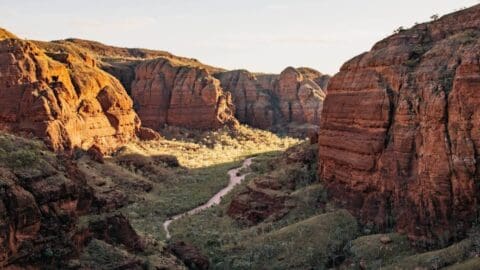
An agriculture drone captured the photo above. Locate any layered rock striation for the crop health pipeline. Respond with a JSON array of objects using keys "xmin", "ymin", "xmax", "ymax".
[
  {"xmin": 0, "ymin": 31, "xmax": 140, "ymax": 153},
  {"xmin": 131, "ymin": 58, "xmax": 237, "ymax": 130},
  {"xmin": 215, "ymin": 67, "xmax": 327, "ymax": 131},
  {"xmin": 42, "ymin": 36, "xmax": 328, "ymax": 132},
  {"xmin": 318, "ymin": 4, "xmax": 480, "ymax": 245}
]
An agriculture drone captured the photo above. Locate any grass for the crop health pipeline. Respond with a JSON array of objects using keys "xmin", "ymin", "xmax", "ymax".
[
  {"xmin": 76, "ymin": 125, "xmax": 300, "ymax": 241},
  {"xmin": 167, "ymin": 142, "xmax": 356, "ymax": 269},
  {"xmin": 4, "ymin": 126, "xmax": 480, "ymax": 269},
  {"xmin": 445, "ymin": 257, "xmax": 480, "ymax": 270},
  {"xmin": 78, "ymin": 239, "xmax": 139, "ymax": 270},
  {"xmin": 384, "ymin": 237, "xmax": 477, "ymax": 270},
  {"xmin": 0, "ymin": 133, "xmax": 59, "ymax": 181},
  {"xmin": 220, "ymin": 210, "xmax": 358, "ymax": 269},
  {"xmin": 78, "ymin": 239, "xmax": 184, "ymax": 270},
  {"xmin": 348, "ymin": 233, "xmax": 414, "ymax": 268}
]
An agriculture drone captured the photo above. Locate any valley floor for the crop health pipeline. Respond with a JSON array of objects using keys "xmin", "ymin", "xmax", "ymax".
[
  {"xmin": 74, "ymin": 125, "xmax": 480, "ymax": 269},
  {"xmin": 2, "ymin": 125, "xmax": 480, "ymax": 269}
]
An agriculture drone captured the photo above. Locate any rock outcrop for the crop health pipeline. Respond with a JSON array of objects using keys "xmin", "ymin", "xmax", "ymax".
[
  {"xmin": 40, "ymin": 37, "xmax": 327, "ymax": 133},
  {"xmin": 0, "ymin": 132, "xmax": 184, "ymax": 269},
  {"xmin": 0, "ymin": 30, "xmax": 140, "ymax": 153},
  {"xmin": 0, "ymin": 135, "xmax": 93, "ymax": 268},
  {"xmin": 318, "ymin": 4, "xmax": 480, "ymax": 245},
  {"xmin": 215, "ymin": 67, "xmax": 327, "ymax": 131},
  {"xmin": 42, "ymin": 38, "xmax": 224, "ymax": 94},
  {"xmin": 131, "ymin": 58, "xmax": 237, "ymax": 130},
  {"xmin": 167, "ymin": 241, "xmax": 209, "ymax": 270},
  {"xmin": 228, "ymin": 143, "xmax": 318, "ymax": 224}
]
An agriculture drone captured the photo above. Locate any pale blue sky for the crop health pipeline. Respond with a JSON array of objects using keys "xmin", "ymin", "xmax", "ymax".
[{"xmin": 0, "ymin": 0, "xmax": 478, "ymax": 74}]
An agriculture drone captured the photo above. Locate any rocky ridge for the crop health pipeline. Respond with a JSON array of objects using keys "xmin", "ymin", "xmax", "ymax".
[
  {"xmin": 0, "ymin": 30, "xmax": 140, "ymax": 154},
  {"xmin": 215, "ymin": 67, "xmax": 328, "ymax": 132},
  {"xmin": 45, "ymin": 37, "xmax": 329, "ymax": 133}
]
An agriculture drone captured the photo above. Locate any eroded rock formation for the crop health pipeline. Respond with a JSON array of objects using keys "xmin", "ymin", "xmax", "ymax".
[
  {"xmin": 228, "ymin": 143, "xmax": 318, "ymax": 224},
  {"xmin": 0, "ymin": 31, "xmax": 140, "ymax": 153},
  {"xmin": 0, "ymin": 132, "xmax": 183, "ymax": 269},
  {"xmin": 318, "ymin": 4, "xmax": 480, "ymax": 245},
  {"xmin": 42, "ymin": 36, "xmax": 327, "ymax": 133},
  {"xmin": 215, "ymin": 67, "xmax": 327, "ymax": 131},
  {"xmin": 131, "ymin": 58, "xmax": 237, "ymax": 130},
  {"xmin": 0, "ymin": 140, "xmax": 93, "ymax": 268}
]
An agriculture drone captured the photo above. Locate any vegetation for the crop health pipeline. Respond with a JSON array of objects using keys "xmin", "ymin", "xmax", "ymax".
[
  {"xmin": 4, "ymin": 124, "xmax": 480, "ymax": 269},
  {"xmin": 167, "ymin": 142, "xmax": 356, "ymax": 269},
  {"xmin": 348, "ymin": 233, "xmax": 414, "ymax": 268},
  {"xmin": 76, "ymin": 125, "xmax": 300, "ymax": 241},
  {"xmin": 384, "ymin": 237, "xmax": 478, "ymax": 270},
  {"xmin": 0, "ymin": 134, "xmax": 42, "ymax": 168}
]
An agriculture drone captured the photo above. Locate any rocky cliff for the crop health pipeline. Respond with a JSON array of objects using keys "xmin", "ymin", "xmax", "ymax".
[
  {"xmin": 40, "ymin": 38, "xmax": 224, "ymax": 94},
  {"xmin": 0, "ymin": 136, "xmax": 92, "ymax": 268},
  {"xmin": 0, "ymin": 30, "xmax": 140, "ymax": 154},
  {"xmin": 0, "ymin": 133, "xmax": 184, "ymax": 269},
  {"xmin": 44, "ymin": 38, "xmax": 328, "ymax": 133},
  {"xmin": 215, "ymin": 67, "xmax": 327, "ymax": 131},
  {"xmin": 318, "ymin": 5, "xmax": 480, "ymax": 245},
  {"xmin": 131, "ymin": 58, "xmax": 237, "ymax": 130}
]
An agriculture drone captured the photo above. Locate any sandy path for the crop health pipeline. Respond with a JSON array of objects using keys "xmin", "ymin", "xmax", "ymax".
[{"xmin": 163, "ymin": 157, "xmax": 254, "ymax": 239}]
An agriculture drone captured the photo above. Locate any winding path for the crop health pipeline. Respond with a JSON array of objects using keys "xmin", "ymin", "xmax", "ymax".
[{"xmin": 163, "ymin": 157, "xmax": 254, "ymax": 239}]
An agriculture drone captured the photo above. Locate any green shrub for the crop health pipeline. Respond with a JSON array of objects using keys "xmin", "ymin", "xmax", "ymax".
[{"xmin": 5, "ymin": 149, "xmax": 38, "ymax": 168}]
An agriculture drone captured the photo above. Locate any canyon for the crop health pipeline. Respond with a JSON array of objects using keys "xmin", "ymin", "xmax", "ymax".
[{"xmin": 0, "ymin": 3, "xmax": 480, "ymax": 269}]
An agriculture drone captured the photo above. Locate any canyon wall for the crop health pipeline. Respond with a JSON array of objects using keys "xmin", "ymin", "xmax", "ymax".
[
  {"xmin": 0, "ymin": 153, "xmax": 92, "ymax": 268},
  {"xmin": 131, "ymin": 58, "xmax": 237, "ymax": 130},
  {"xmin": 50, "ymin": 38, "xmax": 328, "ymax": 133},
  {"xmin": 215, "ymin": 67, "xmax": 327, "ymax": 131},
  {"xmin": 318, "ymin": 5, "xmax": 480, "ymax": 244},
  {"xmin": 0, "ymin": 30, "xmax": 140, "ymax": 153}
]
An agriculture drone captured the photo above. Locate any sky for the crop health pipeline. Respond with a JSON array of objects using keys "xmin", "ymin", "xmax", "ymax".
[{"xmin": 0, "ymin": 0, "xmax": 478, "ymax": 75}]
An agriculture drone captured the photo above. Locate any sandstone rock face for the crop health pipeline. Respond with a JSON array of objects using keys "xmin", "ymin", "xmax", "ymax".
[
  {"xmin": 46, "ymin": 38, "xmax": 224, "ymax": 94},
  {"xmin": 46, "ymin": 37, "xmax": 326, "ymax": 133},
  {"xmin": 131, "ymin": 58, "xmax": 237, "ymax": 130},
  {"xmin": 168, "ymin": 241, "xmax": 209, "ymax": 270},
  {"xmin": 227, "ymin": 177, "xmax": 291, "ymax": 225},
  {"xmin": 0, "ymin": 32, "xmax": 140, "ymax": 153},
  {"xmin": 88, "ymin": 214, "xmax": 145, "ymax": 252},
  {"xmin": 215, "ymin": 67, "xmax": 327, "ymax": 130},
  {"xmin": 318, "ymin": 5, "xmax": 480, "ymax": 245},
  {"xmin": 228, "ymin": 143, "xmax": 318, "ymax": 225},
  {"xmin": 0, "ymin": 152, "xmax": 93, "ymax": 268},
  {"xmin": 0, "ymin": 133, "xmax": 184, "ymax": 269}
]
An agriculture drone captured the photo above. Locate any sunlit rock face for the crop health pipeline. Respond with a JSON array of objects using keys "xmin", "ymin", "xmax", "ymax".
[
  {"xmin": 0, "ymin": 30, "xmax": 140, "ymax": 153},
  {"xmin": 318, "ymin": 4, "xmax": 480, "ymax": 245},
  {"xmin": 215, "ymin": 67, "xmax": 327, "ymax": 130},
  {"xmin": 131, "ymin": 58, "xmax": 237, "ymax": 130}
]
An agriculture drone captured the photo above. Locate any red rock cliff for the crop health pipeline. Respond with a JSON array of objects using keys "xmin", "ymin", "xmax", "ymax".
[
  {"xmin": 318, "ymin": 5, "xmax": 480, "ymax": 245},
  {"xmin": 0, "ymin": 136, "xmax": 94, "ymax": 268},
  {"xmin": 215, "ymin": 67, "xmax": 327, "ymax": 130},
  {"xmin": 131, "ymin": 58, "xmax": 237, "ymax": 130},
  {"xmin": 0, "ymin": 31, "xmax": 140, "ymax": 153}
]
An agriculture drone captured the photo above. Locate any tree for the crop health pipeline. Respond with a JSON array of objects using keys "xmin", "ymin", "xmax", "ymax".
[
  {"xmin": 430, "ymin": 14, "xmax": 439, "ymax": 21},
  {"xmin": 393, "ymin": 26, "xmax": 405, "ymax": 34}
]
